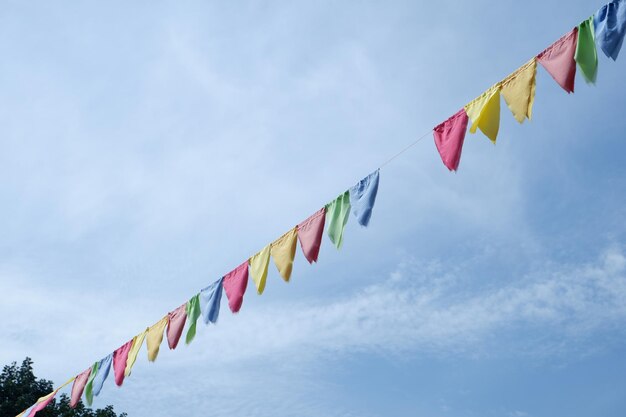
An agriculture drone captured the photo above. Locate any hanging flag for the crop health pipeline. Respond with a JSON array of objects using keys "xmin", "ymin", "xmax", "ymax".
[
  {"xmin": 200, "ymin": 278, "xmax": 223, "ymax": 324},
  {"xmin": 146, "ymin": 316, "xmax": 169, "ymax": 362},
  {"xmin": 84, "ymin": 361, "xmax": 99, "ymax": 406},
  {"xmin": 326, "ymin": 191, "xmax": 351, "ymax": 249},
  {"xmin": 537, "ymin": 28, "xmax": 578, "ymax": 93},
  {"xmin": 124, "ymin": 329, "xmax": 147, "ymax": 377},
  {"xmin": 91, "ymin": 354, "xmax": 112, "ymax": 397},
  {"xmin": 501, "ymin": 59, "xmax": 537, "ymax": 123},
  {"xmin": 249, "ymin": 245, "xmax": 271, "ymax": 294},
  {"xmin": 167, "ymin": 304, "xmax": 187, "ymax": 350},
  {"xmin": 113, "ymin": 339, "xmax": 132, "ymax": 386},
  {"xmin": 433, "ymin": 109, "xmax": 469, "ymax": 171},
  {"xmin": 223, "ymin": 261, "xmax": 249, "ymax": 313},
  {"xmin": 27, "ymin": 392, "xmax": 56, "ymax": 417},
  {"xmin": 297, "ymin": 208, "xmax": 326, "ymax": 263},
  {"xmin": 594, "ymin": 0, "xmax": 626, "ymax": 60},
  {"xmin": 349, "ymin": 170, "xmax": 380, "ymax": 227},
  {"xmin": 464, "ymin": 85, "xmax": 501, "ymax": 143},
  {"xmin": 70, "ymin": 368, "xmax": 92, "ymax": 408},
  {"xmin": 575, "ymin": 16, "xmax": 599, "ymax": 83},
  {"xmin": 185, "ymin": 294, "xmax": 201, "ymax": 344},
  {"xmin": 271, "ymin": 227, "xmax": 298, "ymax": 282}
]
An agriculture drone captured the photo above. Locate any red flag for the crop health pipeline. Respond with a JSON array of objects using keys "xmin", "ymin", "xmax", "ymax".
[
  {"xmin": 433, "ymin": 109, "xmax": 469, "ymax": 171},
  {"xmin": 297, "ymin": 208, "xmax": 326, "ymax": 263},
  {"xmin": 537, "ymin": 28, "xmax": 578, "ymax": 93},
  {"xmin": 223, "ymin": 261, "xmax": 249, "ymax": 313}
]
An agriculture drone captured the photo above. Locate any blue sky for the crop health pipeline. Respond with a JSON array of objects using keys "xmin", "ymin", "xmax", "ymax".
[{"xmin": 1, "ymin": 1, "xmax": 626, "ymax": 416}]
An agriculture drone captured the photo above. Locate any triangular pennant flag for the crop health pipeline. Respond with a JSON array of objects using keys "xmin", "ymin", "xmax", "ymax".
[
  {"xmin": 349, "ymin": 170, "xmax": 380, "ymax": 227},
  {"xmin": 124, "ymin": 329, "xmax": 147, "ymax": 377},
  {"xmin": 575, "ymin": 16, "xmax": 598, "ymax": 83},
  {"xmin": 433, "ymin": 109, "xmax": 469, "ymax": 171},
  {"xmin": 84, "ymin": 361, "xmax": 99, "ymax": 406},
  {"xmin": 223, "ymin": 261, "xmax": 249, "ymax": 313},
  {"xmin": 70, "ymin": 368, "xmax": 92, "ymax": 408},
  {"xmin": 501, "ymin": 59, "xmax": 537, "ymax": 123},
  {"xmin": 537, "ymin": 28, "xmax": 578, "ymax": 93},
  {"xmin": 26, "ymin": 377, "xmax": 74, "ymax": 417},
  {"xmin": 464, "ymin": 85, "xmax": 501, "ymax": 143},
  {"xmin": 185, "ymin": 294, "xmax": 201, "ymax": 344},
  {"xmin": 326, "ymin": 191, "xmax": 351, "ymax": 249},
  {"xmin": 92, "ymin": 354, "xmax": 112, "ymax": 397},
  {"xmin": 113, "ymin": 339, "xmax": 133, "ymax": 386},
  {"xmin": 200, "ymin": 278, "xmax": 223, "ymax": 324},
  {"xmin": 249, "ymin": 245, "xmax": 271, "ymax": 294},
  {"xmin": 270, "ymin": 227, "xmax": 298, "ymax": 282},
  {"xmin": 594, "ymin": 0, "xmax": 626, "ymax": 60},
  {"xmin": 146, "ymin": 316, "xmax": 168, "ymax": 362},
  {"xmin": 167, "ymin": 304, "xmax": 187, "ymax": 350},
  {"xmin": 297, "ymin": 208, "xmax": 326, "ymax": 264}
]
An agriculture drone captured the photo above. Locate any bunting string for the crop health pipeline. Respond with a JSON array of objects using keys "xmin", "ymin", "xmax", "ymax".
[{"xmin": 16, "ymin": 1, "xmax": 626, "ymax": 416}]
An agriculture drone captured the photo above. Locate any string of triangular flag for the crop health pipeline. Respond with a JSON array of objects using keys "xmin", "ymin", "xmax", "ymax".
[{"xmin": 16, "ymin": 1, "xmax": 626, "ymax": 415}]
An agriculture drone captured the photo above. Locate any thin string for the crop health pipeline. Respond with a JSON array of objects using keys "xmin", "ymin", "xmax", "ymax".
[{"xmin": 378, "ymin": 130, "xmax": 432, "ymax": 169}]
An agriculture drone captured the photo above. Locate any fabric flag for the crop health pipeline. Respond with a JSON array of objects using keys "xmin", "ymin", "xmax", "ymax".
[
  {"xmin": 501, "ymin": 59, "xmax": 537, "ymax": 123},
  {"xmin": 575, "ymin": 16, "xmax": 598, "ymax": 83},
  {"xmin": 185, "ymin": 294, "xmax": 201, "ymax": 344},
  {"xmin": 200, "ymin": 278, "xmax": 223, "ymax": 324},
  {"xmin": 326, "ymin": 191, "xmax": 351, "ymax": 249},
  {"xmin": 25, "ymin": 377, "xmax": 74, "ymax": 417},
  {"xmin": 249, "ymin": 245, "xmax": 270, "ymax": 294},
  {"xmin": 349, "ymin": 170, "xmax": 380, "ymax": 227},
  {"xmin": 113, "ymin": 339, "xmax": 133, "ymax": 386},
  {"xmin": 124, "ymin": 329, "xmax": 147, "ymax": 377},
  {"xmin": 146, "ymin": 316, "xmax": 169, "ymax": 362},
  {"xmin": 537, "ymin": 28, "xmax": 578, "ymax": 93},
  {"xmin": 167, "ymin": 304, "xmax": 187, "ymax": 350},
  {"xmin": 271, "ymin": 227, "xmax": 298, "ymax": 282},
  {"xmin": 464, "ymin": 85, "xmax": 501, "ymax": 143},
  {"xmin": 91, "ymin": 354, "xmax": 112, "ymax": 397},
  {"xmin": 70, "ymin": 368, "xmax": 92, "ymax": 408},
  {"xmin": 433, "ymin": 109, "xmax": 469, "ymax": 171},
  {"xmin": 84, "ymin": 361, "xmax": 99, "ymax": 406},
  {"xmin": 223, "ymin": 261, "xmax": 249, "ymax": 313},
  {"xmin": 297, "ymin": 208, "xmax": 326, "ymax": 263},
  {"xmin": 594, "ymin": 0, "xmax": 626, "ymax": 60}
]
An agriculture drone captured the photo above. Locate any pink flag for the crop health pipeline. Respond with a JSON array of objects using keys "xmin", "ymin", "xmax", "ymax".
[
  {"xmin": 28, "ymin": 391, "xmax": 59, "ymax": 417},
  {"xmin": 167, "ymin": 304, "xmax": 187, "ymax": 350},
  {"xmin": 537, "ymin": 28, "xmax": 578, "ymax": 93},
  {"xmin": 70, "ymin": 368, "xmax": 91, "ymax": 408},
  {"xmin": 297, "ymin": 208, "xmax": 326, "ymax": 263},
  {"xmin": 433, "ymin": 109, "xmax": 469, "ymax": 171},
  {"xmin": 222, "ymin": 261, "xmax": 249, "ymax": 313},
  {"xmin": 112, "ymin": 339, "xmax": 133, "ymax": 387}
]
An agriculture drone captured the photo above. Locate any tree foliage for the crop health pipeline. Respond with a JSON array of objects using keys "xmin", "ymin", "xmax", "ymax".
[{"xmin": 0, "ymin": 358, "xmax": 126, "ymax": 417}]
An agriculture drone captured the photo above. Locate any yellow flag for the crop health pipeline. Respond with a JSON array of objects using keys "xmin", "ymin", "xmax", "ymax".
[
  {"xmin": 146, "ymin": 316, "xmax": 169, "ymax": 362},
  {"xmin": 464, "ymin": 85, "xmax": 501, "ymax": 143},
  {"xmin": 270, "ymin": 227, "xmax": 298, "ymax": 282},
  {"xmin": 501, "ymin": 59, "xmax": 537, "ymax": 123},
  {"xmin": 249, "ymin": 245, "xmax": 270, "ymax": 294},
  {"xmin": 124, "ymin": 329, "xmax": 147, "ymax": 377}
]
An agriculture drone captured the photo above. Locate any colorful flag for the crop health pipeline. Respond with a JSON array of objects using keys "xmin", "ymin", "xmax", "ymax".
[
  {"xmin": 297, "ymin": 208, "xmax": 326, "ymax": 263},
  {"xmin": 537, "ymin": 28, "xmax": 578, "ymax": 93},
  {"xmin": 113, "ymin": 339, "xmax": 133, "ymax": 386},
  {"xmin": 594, "ymin": 0, "xmax": 626, "ymax": 60},
  {"xmin": 146, "ymin": 316, "xmax": 169, "ymax": 362},
  {"xmin": 433, "ymin": 109, "xmax": 469, "ymax": 171},
  {"xmin": 200, "ymin": 278, "xmax": 223, "ymax": 324},
  {"xmin": 575, "ymin": 16, "xmax": 598, "ymax": 83},
  {"xmin": 249, "ymin": 245, "xmax": 271, "ymax": 294},
  {"xmin": 326, "ymin": 191, "xmax": 351, "ymax": 249},
  {"xmin": 84, "ymin": 361, "xmax": 99, "ymax": 406},
  {"xmin": 501, "ymin": 59, "xmax": 537, "ymax": 123},
  {"xmin": 271, "ymin": 228, "xmax": 298, "ymax": 282},
  {"xmin": 70, "ymin": 368, "xmax": 92, "ymax": 408},
  {"xmin": 124, "ymin": 329, "xmax": 147, "ymax": 377},
  {"xmin": 349, "ymin": 170, "xmax": 380, "ymax": 227},
  {"xmin": 91, "ymin": 354, "xmax": 112, "ymax": 397},
  {"xmin": 167, "ymin": 304, "xmax": 187, "ymax": 350},
  {"xmin": 185, "ymin": 294, "xmax": 201, "ymax": 344},
  {"xmin": 223, "ymin": 261, "xmax": 249, "ymax": 313},
  {"xmin": 464, "ymin": 85, "xmax": 501, "ymax": 143}
]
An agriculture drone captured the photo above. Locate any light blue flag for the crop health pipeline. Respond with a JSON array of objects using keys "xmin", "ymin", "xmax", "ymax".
[
  {"xmin": 349, "ymin": 169, "xmax": 380, "ymax": 227},
  {"xmin": 92, "ymin": 354, "xmax": 112, "ymax": 397},
  {"xmin": 595, "ymin": 0, "xmax": 626, "ymax": 60},
  {"xmin": 200, "ymin": 277, "xmax": 223, "ymax": 325}
]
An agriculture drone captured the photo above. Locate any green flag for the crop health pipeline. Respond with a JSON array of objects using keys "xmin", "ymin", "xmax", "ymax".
[
  {"xmin": 84, "ymin": 361, "xmax": 99, "ymax": 406},
  {"xmin": 326, "ymin": 191, "xmax": 351, "ymax": 249},
  {"xmin": 185, "ymin": 293, "xmax": 201, "ymax": 344},
  {"xmin": 575, "ymin": 16, "xmax": 598, "ymax": 84}
]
